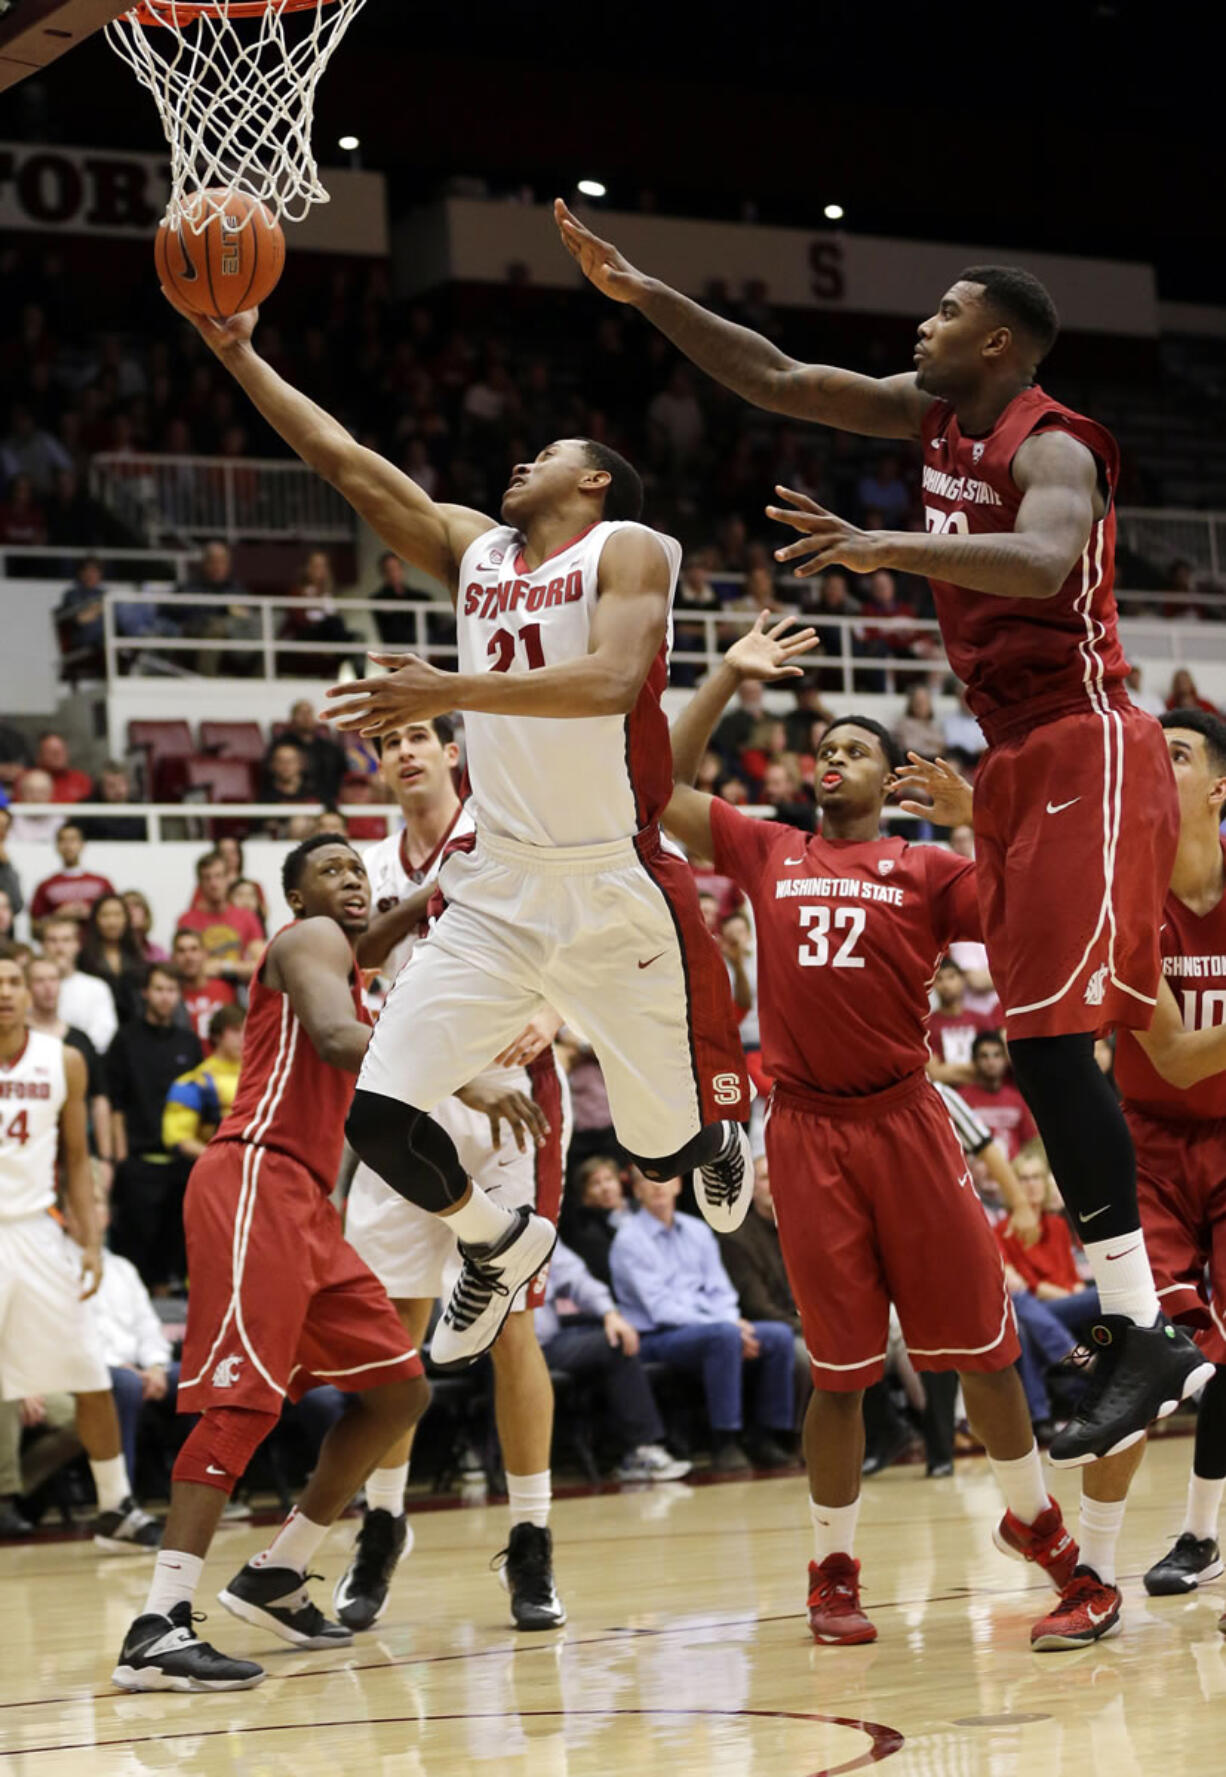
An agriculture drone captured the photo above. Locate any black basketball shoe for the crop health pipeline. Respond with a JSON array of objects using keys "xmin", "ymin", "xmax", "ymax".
[
  {"xmin": 218, "ymin": 1562, "xmax": 353, "ymax": 1648},
  {"xmin": 333, "ymin": 1510, "xmax": 413, "ymax": 1631},
  {"xmin": 494, "ymin": 1524, "xmax": 566, "ymax": 1630},
  {"xmin": 112, "ymin": 1602, "xmax": 265, "ymax": 1692},
  {"xmin": 92, "ymin": 1497, "xmax": 161, "ymax": 1554},
  {"xmin": 1144, "ymin": 1531, "xmax": 1224, "ymax": 1595},
  {"xmin": 1049, "ymin": 1314, "xmax": 1216, "ymax": 1468},
  {"xmin": 695, "ymin": 1122, "xmax": 752, "ymax": 1234}
]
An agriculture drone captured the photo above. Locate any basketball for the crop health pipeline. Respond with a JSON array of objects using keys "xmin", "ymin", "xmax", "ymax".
[{"xmin": 155, "ymin": 188, "xmax": 286, "ymax": 319}]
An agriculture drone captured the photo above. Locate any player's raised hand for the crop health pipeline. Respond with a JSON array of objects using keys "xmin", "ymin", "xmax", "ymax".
[
  {"xmin": 892, "ymin": 752, "xmax": 974, "ymax": 827},
  {"xmin": 554, "ymin": 198, "xmax": 651, "ymax": 304},
  {"xmin": 324, "ymin": 653, "xmax": 454, "ymax": 735},
  {"xmin": 160, "ymin": 283, "xmax": 258, "ymax": 354},
  {"xmin": 455, "ymin": 1079, "xmax": 551, "ymax": 1154},
  {"xmin": 725, "ymin": 611, "xmax": 819, "ymax": 683},
  {"xmin": 766, "ymin": 486, "xmax": 885, "ymax": 577}
]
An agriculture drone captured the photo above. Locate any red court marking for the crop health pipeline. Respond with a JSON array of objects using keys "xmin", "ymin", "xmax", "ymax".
[{"xmin": 11, "ymin": 1708, "xmax": 904, "ymax": 1773}]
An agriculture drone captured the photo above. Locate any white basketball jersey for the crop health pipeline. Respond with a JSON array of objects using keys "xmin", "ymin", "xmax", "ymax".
[
  {"xmin": 0, "ymin": 1030, "xmax": 67, "ymax": 1220},
  {"xmin": 456, "ymin": 519, "xmax": 682, "ymax": 846},
  {"xmin": 364, "ymin": 804, "xmax": 476, "ymax": 982}
]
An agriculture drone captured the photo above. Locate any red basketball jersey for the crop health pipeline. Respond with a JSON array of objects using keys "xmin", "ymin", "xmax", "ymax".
[
  {"xmin": 920, "ymin": 385, "xmax": 1126, "ymax": 728},
  {"xmin": 215, "ymin": 925, "xmax": 370, "ymax": 1190},
  {"xmin": 710, "ymin": 802, "xmax": 980, "ymax": 1096},
  {"xmin": 1115, "ymin": 841, "xmax": 1226, "ymax": 1122}
]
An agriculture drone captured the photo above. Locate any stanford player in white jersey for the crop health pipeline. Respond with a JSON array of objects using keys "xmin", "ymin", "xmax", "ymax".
[
  {"xmin": 162, "ymin": 286, "xmax": 750, "ymax": 1377},
  {"xmin": 0, "ymin": 949, "xmax": 158, "ymax": 1553},
  {"xmin": 556, "ymin": 201, "xmax": 1207, "ymax": 1467}
]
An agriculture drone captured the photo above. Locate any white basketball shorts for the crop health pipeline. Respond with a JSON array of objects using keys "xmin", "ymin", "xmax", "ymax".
[
  {"xmin": 0, "ymin": 1214, "xmax": 112, "ymax": 1400},
  {"xmin": 355, "ymin": 825, "xmax": 749, "ymax": 1160}
]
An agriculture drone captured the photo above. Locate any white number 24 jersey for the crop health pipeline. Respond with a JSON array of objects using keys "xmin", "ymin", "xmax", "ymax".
[{"xmin": 0, "ymin": 1030, "xmax": 67, "ymax": 1221}]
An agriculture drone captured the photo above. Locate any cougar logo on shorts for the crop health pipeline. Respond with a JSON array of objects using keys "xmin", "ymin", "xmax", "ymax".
[
  {"xmin": 1085, "ymin": 965, "xmax": 1109, "ymax": 1007},
  {"xmin": 211, "ymin": 1355, "xmax": 243, "ymax": 1388}
]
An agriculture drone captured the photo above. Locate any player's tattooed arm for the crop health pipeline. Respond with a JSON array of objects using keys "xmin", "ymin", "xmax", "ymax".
[
  {"xmin": 554, "ymin": 200, "xmax": 929, "ymax": 440},
  {"xmin": 1135, "ymin": 975, "xmax": 1226, "ymax": 1088},
  {"xmin": 770, "ymin": 432, "xmax": 1099, "ymax": 598},
  {"xmin": 353, "ymin": 883, "xmax": 434, "ymax": 971},
  {"xmin": 160, "ymin": 286, "xmax": 492, "ymax": 597},
  {"xmin": 266, "ymin": 918, "xmax": 372, "ymax": 1073},
  {"xmin": 61, "ymin": 1046, "xmax": 103, "ymax": 1299}
]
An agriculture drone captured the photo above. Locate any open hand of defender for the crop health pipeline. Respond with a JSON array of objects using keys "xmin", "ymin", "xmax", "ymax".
[
  {"xmin": 767, "ymin": 485, "xmax": 885, "ymax": 577},
  {"xmin": 455, "ymin": 1078, "xmax": 551, "ymax": 1154},
  {"xmin": 725, "ymin": 611, "xmax": 818, "ymax": 683},
  {"xmin": 159, "ymin": 283, "xmax": 258, "ymax": 355},
  {"xmin": 325, "ymin": 652, "xmax": 453, "ymax": 734},
  {"xmin": 892, "ymin": 752, "xmax": 974, "ymax": 827},
  {"xmin": 554, "ymin": 198, "xmax": 651, "ymax": 304}
]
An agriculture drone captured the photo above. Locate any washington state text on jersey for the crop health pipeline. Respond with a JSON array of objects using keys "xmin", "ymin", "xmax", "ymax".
[
  {"xmin": 920, "ymin": 465, "xmax": 1003, "ymax": 507},
  {"xmin": 1163, "ymin": 955, "xmax": 1226, "ymax": 978},
  {"xmin": 775, "ymin": 876, "xmax": 905, "ymax": 906}
]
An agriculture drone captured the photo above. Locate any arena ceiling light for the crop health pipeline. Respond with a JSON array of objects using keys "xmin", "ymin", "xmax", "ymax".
[
  {"xmin": 824, "ymin": 203, "xmax": 845, "ymax": 221},
  {"xmin": 577, "ymin": 179, "xmax": 607, "ymax": 199},
  {"xmin": 339, "ymin": 134, "xmax": 360, "ymax": 151}
]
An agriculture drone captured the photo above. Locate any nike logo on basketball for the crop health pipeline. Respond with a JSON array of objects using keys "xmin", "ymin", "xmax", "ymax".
[
  {"xmin": 174, "ymin": 228, "xmax": 198, "ymax": 282},
  {"xmin": 638, "ymin": 952, "xmax": 666, "ymax": 970},
  {"xmin": 1046, "ymin": 797, "xmax": 1080, "ymax": 815}
]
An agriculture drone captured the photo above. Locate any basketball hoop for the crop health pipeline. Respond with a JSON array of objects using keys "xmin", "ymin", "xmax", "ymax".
[{"xmin": 105, "ymin": 0, "xmax": 369, "ymax": 230}]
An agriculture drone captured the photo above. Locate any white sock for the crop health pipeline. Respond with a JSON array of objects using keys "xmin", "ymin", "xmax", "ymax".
[
  {"xmin": 988, "ymin": 1443, "xmax": 1050, "ymax": 1526},
  {"xmin": 144, "ymin": 1549, "xmax": 204, "ymax": 1619},
  {"xmin": 1078, "ymin": 1493, "xmax": 1126, "ymax": 1584},
  {"xmin": 809, "ymin": 1495, "xmax": 860, "ymax": 1564},
  {"xmin": 251, "ymin": 1506, "xmax": 329, "ymax": 1575},
  {"xmin": 1184, "ymin": 1471, "xmax": 1226, "ymax": 1542},
  {"xmin": 366, "ymin": 1461, "xmax": 409, "ymax": 1518},
  {"xmin": 1082, "ymin": 1230, "xmax": 1161, "ymax": 1326},
  {"xmin": 90, "ymin": 1454, "xmax": 131, "ymax": 1513},
  {"xmin": 443, "ymin": 1184, "xmax": 516, "ymax": 1248},
  {"xmin": 507, "ymin": 1469, "xmax": 552, "ymax": 1530}
]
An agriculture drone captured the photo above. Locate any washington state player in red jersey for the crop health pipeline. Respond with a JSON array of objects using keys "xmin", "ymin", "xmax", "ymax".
[
  {"xmin": 661, "ymin": 617, "xmax": 1074, "ymax": 1647},
  {"xmin": 557, "ymin": 202, "xmax": 1209, "ymax": 1465},
  {"xmin": 112, "ymin": 836, "xmax": 429, "ymax": 1694}
]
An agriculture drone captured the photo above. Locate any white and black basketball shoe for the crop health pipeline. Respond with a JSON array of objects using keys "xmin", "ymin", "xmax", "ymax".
[
  {"xmin": 695, "ymin": 1122, "xmax": 753, "ymax": 1234},
  {"xmin": 112, "ymin": 1602, "xmax": 265, "ymax": 1692},
  {"xmin": 1144, "ymin": 1532, "xmax": 1224, "ymax": 1594},
  {"xmin": 93, "ymin": 1497, "xmax": 161, "ymax": 1555},
  {"xmin": 1048, "ymin": 1314, "xmax": 1216, "ymax": 1467},
  {"xmin": 432, "ymin": 1206, "xmax": 558, "ymax": 1368},
  {"xmin": 494, "ymin": 1524, "xmax": 567, "ymax": 1631},
  {"xmin": 219, "ymin": 1562, "xmax": 353, "ymax": 1648},
  {"xmin": 333, "ymin": 1510, "xmax": 413, "ymax": 1631}
]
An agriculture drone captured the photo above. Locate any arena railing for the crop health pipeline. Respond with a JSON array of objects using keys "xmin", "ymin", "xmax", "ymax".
[
  {"xmin": 89, "ymin": 453, "xmax": 356, "ymax": 546},
  {"xmin": 6, "ymin": 803, "xmax": 398, "ymax": 844}
]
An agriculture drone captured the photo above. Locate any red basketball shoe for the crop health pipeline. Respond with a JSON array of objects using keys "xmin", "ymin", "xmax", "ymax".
[
  {"xmin": 806, "ymin": 1555, "xmax": 877, "ymax": 1645},
  {"xmin": 992, "ymin": 1497, "xmax": 1078, "ymax": 1590},
  {"xmin": 1030, "ymin": 1566, "xmax": 1122, "ymax": 1650}
]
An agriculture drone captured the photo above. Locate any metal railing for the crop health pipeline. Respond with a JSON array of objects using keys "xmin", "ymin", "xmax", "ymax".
[
  {"xmin": 1117, "ymin": 508, "xmax": 1226, "ymax": 583},
  {"xmin": 7, "ymin": 802, "xmax": 397, "ymax": 845},
  {"xmin": 89, "ymin": 453, "xmax": 356, "ymax": 546}
]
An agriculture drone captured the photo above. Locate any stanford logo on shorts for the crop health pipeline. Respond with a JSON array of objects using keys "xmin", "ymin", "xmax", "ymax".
[{"xmin": 211, "ymin": 1355, "xmax": 243, "ymax": 1388}]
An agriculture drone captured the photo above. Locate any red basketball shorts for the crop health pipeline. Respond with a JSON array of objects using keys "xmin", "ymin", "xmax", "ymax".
[
  {"xmin": 178, "ymin": 1140, "xmax": 423, "ymax": 1418},
  {"xmin": 973, "ymin": 698, "xmax": 1177, "ymax": 1040},
  {"xmin": 765, "ymin": 1074, "xmax": 1019, "ymax": 1390},
  {"xmin": 1128, "ymin": 1107, "xmax": 1226, "ymax": 1364}
]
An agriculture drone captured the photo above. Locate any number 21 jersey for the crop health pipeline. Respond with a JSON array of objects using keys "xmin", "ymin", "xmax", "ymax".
[
  {"xmin": 456, "ymin": 519, "xmax": 681, "ymax": 848},
  {"xmin": 711, "ymin": 802, "xmax": 981, "ymax": 1097}
]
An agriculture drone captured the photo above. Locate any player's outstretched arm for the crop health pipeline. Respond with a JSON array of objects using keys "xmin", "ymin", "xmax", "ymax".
[
  {"xmin": 60, "ymin": 1046, "xmax": 102, "ymax": 1299},
  {"xmin": 769, "ymin": 431, "xmax": 1098, "ymax": 600},
  {"xmin": 266, "ymin": 918, "xmax": 371, "ymax": 1074},
  {"xmin": 325, "ymin": 527, "xmax": 672, "ymax": 733},
  {"xmin": 160, "ymin": 288, "xmax": 492, "ymax": 592},
  {"xmin": 353, "ymin": 883, "xmax": 434, "ymax": 972},
  {"xmin": 555, "ymin": 199, "xmax": 928, "ymax": 440},
  {"xmin": 1135, "ymin": 976, "xmax": 1226, "ymax": 1088}
]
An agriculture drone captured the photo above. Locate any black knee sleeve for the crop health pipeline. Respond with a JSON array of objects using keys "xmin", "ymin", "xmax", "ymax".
[
  {"xmin": 1195, "ymin": 1366, "xmax": 1226, "ymax": 1480},
  {"xmin": 1008, "ymin": 1032, "xmax": 1139, "ymax": 1242},
  {"xmin": 626, "ymin": 1120, "xmax": 729, "ymax": 1183},
  {"xmin": 346, "ymin": 1089, "xmax": 469, "ymax": 1213}
]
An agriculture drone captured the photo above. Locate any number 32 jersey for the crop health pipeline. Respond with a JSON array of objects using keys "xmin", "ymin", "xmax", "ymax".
[
  {"xmin": 711, "ymin": 801, "xmax": 981, "ymax": 1097},
  {"xmin": 456, "ymin": 520, "xmax": 681, "ymax": 847},
  {"xmin": 1114, "ymin": 838, "xmax": 1226, "ymax": 1123}
]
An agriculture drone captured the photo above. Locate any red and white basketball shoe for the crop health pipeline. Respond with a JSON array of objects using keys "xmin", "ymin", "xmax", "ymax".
[
  {"xmin": 806, "ymin": 1555, "xmax": 877, "ymax": 1645},
  {"xmin": 1030, "ymin": 1566, "xmax": 1122, "ymax": 1650},
  {"xmin": 992, "ymin": 1497, "xmax": 1078, "ymax": 1590}
]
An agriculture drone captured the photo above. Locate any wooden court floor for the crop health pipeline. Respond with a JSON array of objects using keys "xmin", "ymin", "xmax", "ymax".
[{"xmin": 0, "ymin": 1436, "xmax": 1222, "ymax": 1775}]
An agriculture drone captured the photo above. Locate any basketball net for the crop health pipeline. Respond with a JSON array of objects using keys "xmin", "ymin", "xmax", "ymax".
[{"xmin": 105, "ymin": 0, "xmax": 369, "ymax": 231}]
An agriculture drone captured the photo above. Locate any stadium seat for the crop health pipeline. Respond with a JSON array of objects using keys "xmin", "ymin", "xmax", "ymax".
[
  {"xmin": 199, "ymin": 720, "xmax": 266, "ymax": 761},
  {"xmin": 183, "ymin": 756, "xmax": 257, "ymax": 803},
  {"xmin": 127, "ymin": 719, "xmax": 194, "ymax": 801}
]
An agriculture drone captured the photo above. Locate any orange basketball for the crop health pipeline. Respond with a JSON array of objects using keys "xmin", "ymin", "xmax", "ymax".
[{"xmin": 155, "ymin": 188, "xmax": 286, "ymax": 319}]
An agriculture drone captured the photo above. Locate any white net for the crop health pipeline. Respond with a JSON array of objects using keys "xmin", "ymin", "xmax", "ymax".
[{"xmin": 105, "ymin": 0, "xmax": 369, "ymax": 231}]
